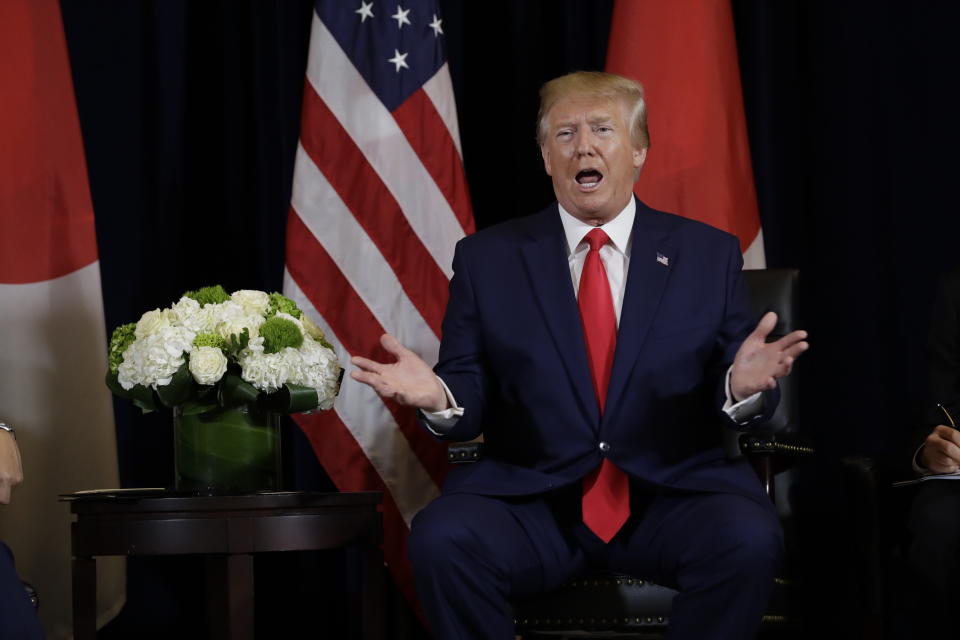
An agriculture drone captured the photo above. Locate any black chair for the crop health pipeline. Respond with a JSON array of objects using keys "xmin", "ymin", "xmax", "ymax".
[{"xmin": 448, "ymin": 268, "xmax": 813, "ymax": 638}]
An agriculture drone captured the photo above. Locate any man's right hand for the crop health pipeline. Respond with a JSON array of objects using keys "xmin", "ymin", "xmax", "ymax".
[
  {"xmin": 920, "ymin": 425, "xmax": 960, "ymax": 473},
  {"xmin": 350, "ymin": 334, "xmax": 449, "ymax": 412},
  {"xmin": 0, "ymin": 430, "xmax": 23, "ymax": 505}
]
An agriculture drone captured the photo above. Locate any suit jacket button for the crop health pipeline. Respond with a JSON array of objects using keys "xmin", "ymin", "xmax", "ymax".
[{"xmin": 598, "ymin": 441, "xmax": 611, "ymax": 452}]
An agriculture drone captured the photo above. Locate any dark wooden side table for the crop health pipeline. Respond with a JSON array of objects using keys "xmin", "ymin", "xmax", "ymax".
[{"xmin": 62, "ymin": 491, "xmax": 384, "ymax": 640}]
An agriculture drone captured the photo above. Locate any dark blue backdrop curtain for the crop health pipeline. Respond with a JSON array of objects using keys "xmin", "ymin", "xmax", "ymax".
[{"xmin": 57, "ymin": 0, "xmax": 960, "ymax": 636}]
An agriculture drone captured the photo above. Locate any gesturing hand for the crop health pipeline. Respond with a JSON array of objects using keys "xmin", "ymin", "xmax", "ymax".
[
  {"xmin": 0, "ymin": 430, "xmax": 23, "ymax": 505},
  {"xmin": 730, "ymin": 312, "xmax": 809, "ymax": 402},
  {"xmin": 350, "ymin": 334, "xmax": 449, "ymax": 412}
]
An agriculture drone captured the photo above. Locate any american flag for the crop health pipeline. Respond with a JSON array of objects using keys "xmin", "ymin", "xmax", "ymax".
[{"xmin": 283, "ymin": 0, "xmax": 473, "ymax": 606}]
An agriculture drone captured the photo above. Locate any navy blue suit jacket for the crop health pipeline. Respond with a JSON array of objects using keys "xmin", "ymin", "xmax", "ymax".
[{"xmin": 432, "ymin": 199, "xmax": 778, "ymax": 508}]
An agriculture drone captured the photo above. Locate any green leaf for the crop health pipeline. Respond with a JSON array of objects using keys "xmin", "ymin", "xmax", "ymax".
[
  {"xmin": 105, "ymin": 370, "xmax": 156, "ymax": 413},
  {"xmin": 156, "ymin": 363, "xmax": 194, "ymax": 408},
  {"xmin": 261, "ymin": 384, "xmax": 320, "ymax": 414},
  {"xmin": 218, "ymin": 373, "xmax": 260, "ymax": 407},
  {"xmin": 225, "ymin": 328, "xmax": 250, "ymax": 359},
  {"xmin": 180, "ymin": 397, "xmax": 219, "ymax": 416}
]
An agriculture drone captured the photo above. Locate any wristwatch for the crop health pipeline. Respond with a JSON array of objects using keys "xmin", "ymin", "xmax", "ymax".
[{"xmin": 0, "ymin": 423, "xmax": 14, "ymax": 438}]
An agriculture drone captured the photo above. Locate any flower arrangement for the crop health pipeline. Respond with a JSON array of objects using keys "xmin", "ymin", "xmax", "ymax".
[{"xmin": 105, "ymin": 285, "xmax": 343, "ymax": 416}]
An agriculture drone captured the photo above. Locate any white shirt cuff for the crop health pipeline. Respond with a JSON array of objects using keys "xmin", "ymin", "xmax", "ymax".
[
  {"xmin": 421, "ymin": 376, "xmax": 464, "ymax": 435},
  {"xmin": 723, "ymin": 367, "xmax": 764, "ymax": 423}
]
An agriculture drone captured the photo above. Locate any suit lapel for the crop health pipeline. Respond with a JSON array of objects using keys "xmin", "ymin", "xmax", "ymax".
[
  {"xmin": 605, "ymin": 200, "xmax": 678, "ymax": 416},
  {"xmin": 519, "ymin": 208, "xmax": 598, "ymax": 423}
]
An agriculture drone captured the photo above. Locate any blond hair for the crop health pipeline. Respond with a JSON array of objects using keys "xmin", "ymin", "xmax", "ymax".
[{"xmin": 536, "ymin": 71, "xmax": 649, "ymax": 150}]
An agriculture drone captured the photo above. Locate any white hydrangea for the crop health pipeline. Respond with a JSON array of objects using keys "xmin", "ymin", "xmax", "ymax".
[
  {"xmin": 243, "ymin": 335, "xmax": 266, "ymax": 355},
  {"xmin": 237, "ymin": 336, "xmax": 340, "ymax": 407},
  {"xmin": 239, "ymin": 349, "xmax": 291, "ymax": 394},
  {"xmin": 117, "ymin": 325, "xmax": 196, "ymax": 390},
  {"xmin": 294, "ymin": 339, "xmax": 341, "ymax": 410},
  {"xmin": 169, "ymin": 296, "xmax": 220, "ymax": 335},
  {"xmin": 169, "ymin": 296, "xmax": 200, "ymax": 325},
  {"xmin": 188, "ymin": 346, "xmax": 228, "ymax": 385},
  {"xmin": 230, "ymin": 289, "xmax": 270, "ymax": 316}
]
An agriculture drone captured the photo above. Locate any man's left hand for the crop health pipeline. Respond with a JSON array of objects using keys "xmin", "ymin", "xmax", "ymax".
[{"xmin": 730, "ymin": 311, "xmax": 808, "ymax": 402}]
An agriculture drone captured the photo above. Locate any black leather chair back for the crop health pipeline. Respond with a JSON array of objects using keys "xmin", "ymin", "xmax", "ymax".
[{"xmin": 743, "ymin": 268, "xmax": 800, "ymax": 436}]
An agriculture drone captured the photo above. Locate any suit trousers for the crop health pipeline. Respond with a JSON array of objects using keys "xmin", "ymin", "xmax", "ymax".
[
  {"xmin": 408, "ymin": 484, "xmax": 782, "ymax": 640},
  {"xmin": 0, "ymin": 542, "xmax": 44, "ymax": 639}
]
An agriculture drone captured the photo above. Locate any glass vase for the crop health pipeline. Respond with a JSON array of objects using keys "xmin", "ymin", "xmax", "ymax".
[{"xmin": 173, "ymin": 404, "xmax": 281, "ymax": 494}]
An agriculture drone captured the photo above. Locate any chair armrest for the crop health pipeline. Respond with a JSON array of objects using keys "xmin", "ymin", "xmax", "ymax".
[
  {"xmin": 22, "ymin": 581, "xmax": 38, "ymax": 611},
  {"xmin": 841, "ymin": 456, "xmax": 886, "ymax": 619}
]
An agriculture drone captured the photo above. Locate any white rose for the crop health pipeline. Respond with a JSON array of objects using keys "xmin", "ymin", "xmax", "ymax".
[
  {"xmin": 135, "ymin": 308, "xmax": 173, "ymax": 338},
  {"xmin": 188, "ymin": 346, "xmax": 228, "ymax": 385},
  {"xmin": 300, "ymin": 314, "xmax": 327, "ymax": 342},
  {"xmin": 230, "ymin": 290, "xmax": 270, "ymax": 316}
]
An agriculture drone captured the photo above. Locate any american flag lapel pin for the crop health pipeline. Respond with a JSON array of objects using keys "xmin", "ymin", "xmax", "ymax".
[{"xmin": 656, "ymin": 252, "xmax": 669, "ymax": 266}]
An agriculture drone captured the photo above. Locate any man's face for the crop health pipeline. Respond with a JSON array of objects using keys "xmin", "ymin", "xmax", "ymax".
[{"xmin": 540, "ymin": 95, "xmax": 647, "ymax": 225}]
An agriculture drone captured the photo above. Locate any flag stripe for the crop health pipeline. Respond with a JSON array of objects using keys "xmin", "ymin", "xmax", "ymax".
[
  {"xmin": 393, "ymin": 85, "xmax": 474, "ymax": 235},
  {"xmin": 285, "ymin": 222, "xmax": 450, "ymax": 490},
  {"xmin": 305, "ymin": 13, "xmax": 465, "ymax": 276},
  {"xmin": 742, "ymin": 229, "xmax": 766, "ymax": 271},
  {"xmin": 422, "ymin": 64, "xmax": 465, "ymax": 161},
  {"xmin": 297, "ymin": 87, "xmax": 448, "ymax": 336},
  {"xmin": 285, "ymin": 272, "xmax": 443, "ymax": 520},
  {"xmin": 291, "ymin": 143, "xmax": 442, "ymax": 355},
  {"xmin": 292, "ymin": 407, "xmax": 422, "ymax": 610}
]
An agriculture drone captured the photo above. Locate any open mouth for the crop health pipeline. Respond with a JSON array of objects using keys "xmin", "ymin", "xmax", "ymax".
[{"xmin": 576, "ymin": 169, "xmax": 603, "ymax": 190}]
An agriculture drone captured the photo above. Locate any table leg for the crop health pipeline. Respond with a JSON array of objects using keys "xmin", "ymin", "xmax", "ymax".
[
  {"xmin": 207, "ymin": 554, "xmax": 254, "ymax": 640},
  {"xmin": 359, "ymin": 545, "xmax": 385, "ymax": 640},
  {"xmin": 72, "ymin": 556, "xmax": 97, "ymax": 640}
]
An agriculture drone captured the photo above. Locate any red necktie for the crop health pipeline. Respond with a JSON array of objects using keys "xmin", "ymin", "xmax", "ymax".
[{"xmin": 578, "ymin": 228, "xmax": 630, "ymax": 543}]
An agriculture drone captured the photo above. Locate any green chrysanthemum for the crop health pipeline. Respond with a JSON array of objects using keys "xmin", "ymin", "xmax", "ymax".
[
  {"xmin": 260, "ymin": 316, "xmax": 303, "ymax": 354},
  {"xmin": 183, "ymin": 285, "xmax": 230, "ymax": 307},
  {"xmin": 267, "ymin": 292, "xmax": 302, "ymax": 319},
  {"xmin": 193, "ymin": 333, "xmax": 228, "ymax": 350},
  {"xmin": 108, "ymin": 323, "xmax": 137, "ymax": 373}
]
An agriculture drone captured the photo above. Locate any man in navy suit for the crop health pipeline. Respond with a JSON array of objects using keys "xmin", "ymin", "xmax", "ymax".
[{"xmin": 352, "ymin": 71, "xmax": 808, "ymax": 639}]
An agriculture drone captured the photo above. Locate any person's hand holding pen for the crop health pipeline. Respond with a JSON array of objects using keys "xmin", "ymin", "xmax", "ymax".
[{"xmin": 919, "ymin": 404, "xmax": 960, "ymax": 474}]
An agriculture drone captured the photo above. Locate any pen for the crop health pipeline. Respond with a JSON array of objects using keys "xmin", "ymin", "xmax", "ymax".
[{"xmin": 938, "ymin": 403, "xmax": 956, "ymax": 429}]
